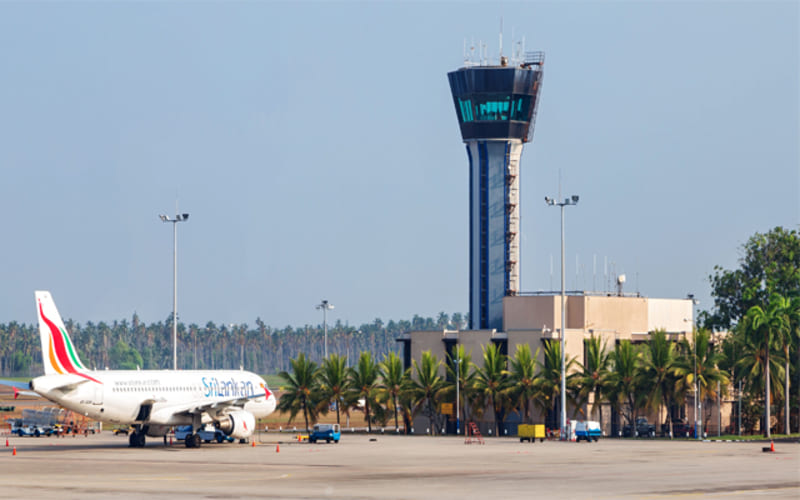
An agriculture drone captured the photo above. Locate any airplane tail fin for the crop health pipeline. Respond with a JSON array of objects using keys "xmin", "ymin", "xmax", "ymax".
[{"xmin": 35, "ymin": 291, "xmax": 88, "ymax": 376}]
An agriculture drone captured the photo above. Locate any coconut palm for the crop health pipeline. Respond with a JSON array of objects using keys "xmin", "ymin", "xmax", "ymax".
[
  {"xmin": 443, "ymin": 345, "xmax": 477, "ymax": 429},
  {"xmin": 607, "ymin": 340, "xmax": 643, "ymax": 433},
  {"xmin": 277, "ymin": 353, "xmax": 321, "ymax": 433},
  {"xmin": 407, "ymin": 351, "xmax": 446, "ymax": 435},
  {"xmin": 739, "ymin": 299, "xmax": 788, "ymax": 437},
  {"xmin": 640, "ymin": 329, "xmax": 680, "ymax": 437},
  {"xmin": 508, "ymin": 343, "xmax": 539, "ymax": 425},
  {"xmin": 347, "ymin": 351, "xmax": 381, "ymax": 433},
  {"xmin": 318, "ymin": 354, "xmax": 350, "ymax": 425},
  {"xmin": 473, "ymin": 343, "xmax": 510, "ymax": 436},
  {"xmin": 772, "ymin": 294, "xmax": 798, "ymax": 433},
  {"xmin": 377, "ymin": 351, "xmax": 409, "ymax": 432},
  {"xmin": 574, "ymin": 335, "xmax": 611, "ymax": 431},
  {"xmin": 534, "ymin": 340, "xmax": 578, "ymax": 431}
]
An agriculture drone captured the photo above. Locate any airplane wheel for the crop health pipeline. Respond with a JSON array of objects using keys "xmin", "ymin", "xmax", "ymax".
[
  {"xmin": 136, "ymin": 432, "xmax": 146, "ymax": 447},
  {"xmin": 129, "ymin": 432, "xmax": 137, "ymax": 447}
]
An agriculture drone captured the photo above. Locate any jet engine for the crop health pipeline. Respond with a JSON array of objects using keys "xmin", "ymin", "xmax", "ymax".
[
  {"xmin": 216, "ymin": 410, "xmax": 255, "ymax": 440},
  {"xmin": 145, "ymin": 425, "xmax": 170, "ymax": 438}
]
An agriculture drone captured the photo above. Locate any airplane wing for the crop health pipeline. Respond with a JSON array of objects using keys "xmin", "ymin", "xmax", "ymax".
[
  {"xmin": 0, "ymin": 379, "xmax": 30, "ymax": 390},
  {"xmin": 155, "ymin": 393, "xmax": 263, "ymax": 420},
  {"xmin": 0, "ymin": 379, "xmax": 40, "ymax": 399}
]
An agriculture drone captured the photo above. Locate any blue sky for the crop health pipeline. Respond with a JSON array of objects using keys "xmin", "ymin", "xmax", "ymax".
[{"xmin": 0, "ymin": 1, "xmax": 797, "ymax": 329}]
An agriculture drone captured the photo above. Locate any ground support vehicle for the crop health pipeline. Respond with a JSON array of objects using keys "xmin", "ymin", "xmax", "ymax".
[
  {"xmin": 575, "ymin": 421, "xmax": 601, "ymax": 442},
  {"xmin": 518, "ymin": 424, "xmax": 545, "ymax": 443},
  {"xmin": 309, "ymin": 423, "xmax": 340, "ymax": 443}
]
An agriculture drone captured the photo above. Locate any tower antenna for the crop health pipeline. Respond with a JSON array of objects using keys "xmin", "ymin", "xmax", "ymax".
[{"xmin": 499, "ymin": 17, "xmax": 504, "ymax": 59}]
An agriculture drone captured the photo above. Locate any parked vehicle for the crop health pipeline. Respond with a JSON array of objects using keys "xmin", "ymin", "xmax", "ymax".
[
  {"xmin": 575, "ymin": 421, "xmax": 601, "ymax": 442},
  {"xmin": 623, "ymin": 417, "xmax": 655, "ymax": 437},
  {"xmin": 661, "ymin": 418, "xmax": 691, "ymax": 437},
  {"xmin": 174, "ymin": 425, "xmax": 234, "ymax": 444},
  {"xmin": 309, "ymin": 423, "xmax": 340, "ymax": 443}
]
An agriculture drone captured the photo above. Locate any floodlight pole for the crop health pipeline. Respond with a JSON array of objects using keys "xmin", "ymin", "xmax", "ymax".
[
  {"xmin": 316, "ymin": 300, "xmax": 334, "ymax": 359},
  {"xmin": 545, "ymin": 194, "xmax": 579, "ymax": 440},
  {"xmin": 160, "ymin": 212, "xmax": 189, "ymax": 370}
]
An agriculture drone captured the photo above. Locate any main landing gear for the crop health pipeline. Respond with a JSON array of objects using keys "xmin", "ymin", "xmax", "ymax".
[
  {"xmin": 184, "ymin": 432, "xmax": 202, "ymax": 448},
  {"xmin": 128, "ymin": 427, "xmax": 146, "ymax": 448}
]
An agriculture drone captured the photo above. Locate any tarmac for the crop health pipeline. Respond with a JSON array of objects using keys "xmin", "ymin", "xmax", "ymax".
[{"xmin": 0, "ymin": 431, "xmax": 797, "ymax": 499}]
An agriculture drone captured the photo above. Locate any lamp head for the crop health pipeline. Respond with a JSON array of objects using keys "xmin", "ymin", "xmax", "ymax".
[{"xmin": 571, "ymin": 195, "xmax": 579, "ymax": 203}]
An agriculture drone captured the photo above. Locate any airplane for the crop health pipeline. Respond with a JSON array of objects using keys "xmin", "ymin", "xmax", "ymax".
[{"xmin": 24, "ymin": 291, "xmax": 277, "ymax": 448}]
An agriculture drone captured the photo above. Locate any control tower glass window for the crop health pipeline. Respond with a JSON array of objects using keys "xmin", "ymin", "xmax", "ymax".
[{"xmin": 457, "ymin": 95, "xmax": 531, "ymax": 123}]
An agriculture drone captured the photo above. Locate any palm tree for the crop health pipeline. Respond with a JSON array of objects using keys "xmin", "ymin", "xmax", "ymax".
[
  {"xmin": 348, "ymin": 352, "xmax": 380, "ymax": 433},
  {"xmin": 473, "ymin": 343, "xmax": 510, "ymax": 437},
  {"xmin": 640, "ymin": 330, "xmax": 679, "ymax": 437},
  {"xmin": 377, "ymin": 352, "xmax": 408, "ymax": 432},
  {"xmin": 508, "ymin": 343, "xmax": 539, "ymax": 425},
  {"xmin": 575, "ymin": 335, "xmax": 611, "ymax": 432},
  {"xmin": 607, "ymin": 340, "xmax": 643, "ymax": 433},
  {"xmin": 277, "ymin": 353, "xmax": 321, "ymax": 433},
  {"xmin": 407, "ymin": 351, "xmax": 446, "ymax": 435},
  {"xmin": 694, "ymin": 330, "xmax": 730, "ymax": 433},
  {"xmin": 534, "ymin": 340, "xmax": 578, "ymax": 431},
  {"xmin": 443, "ymin": 345, "xmax": 477, "ymax": 429},
  {"xmin": 772, "ymin": 294, "xmax": 798, "ymax": 434},
  {"xmin": 318, "ymin": 354, "xmax": 350, "ymax": 425},
  {"xmin": 741, "ymin": 298, "xmax": 788, "ymax": 437}
]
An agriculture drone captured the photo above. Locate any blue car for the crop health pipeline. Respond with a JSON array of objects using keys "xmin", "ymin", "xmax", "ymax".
[{"xmin": 174, "ymin": 425, "xmax": 234, "ymax": 444}]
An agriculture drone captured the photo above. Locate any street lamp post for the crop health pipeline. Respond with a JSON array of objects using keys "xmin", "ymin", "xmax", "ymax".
[
  {"xmin": 545, "ymin": 194, "xmax": 579, "ymax": 440},
  {"xmin": 687, "ymin": 294, "xmax": 700, "ymax": 439},
  {"xmin": 455, "ymin": 357, "xmax": 461, "ymax": 435},
  {"xmin": 316, "ymin": 300, "xmax": 334, "ymax": 359},
  {"xmin": 159, "ymin": 212, "xmax": 189, "ymax": 371}
]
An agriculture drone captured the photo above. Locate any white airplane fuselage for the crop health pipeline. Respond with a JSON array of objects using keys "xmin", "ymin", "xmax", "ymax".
[{"xmin": 31, "ymin": 369, "xmax": 276, "ymax": 427}]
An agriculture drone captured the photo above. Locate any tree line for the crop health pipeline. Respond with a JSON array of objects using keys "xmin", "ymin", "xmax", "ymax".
[
  {"xmin": 0, "ymin": 312, "xmax": 466, "ymax": 378},
  {"xmin": 277, "ymin": 329, "xmax": 732, "ymax": 437}
]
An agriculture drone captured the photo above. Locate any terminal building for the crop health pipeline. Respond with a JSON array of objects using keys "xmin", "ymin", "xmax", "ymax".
[
  {"xmin": 398, "ymin": 292, "xmax": 697, "ymax": 436},
  {"xmin": 397, "ymin": 47, "xmax": 717, "ymax": 436}
]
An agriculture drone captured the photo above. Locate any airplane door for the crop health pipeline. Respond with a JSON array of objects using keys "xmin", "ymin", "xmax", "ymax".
[{"xmin": 92, "ymin": 383, "xmax": 103, "ymax": 405}]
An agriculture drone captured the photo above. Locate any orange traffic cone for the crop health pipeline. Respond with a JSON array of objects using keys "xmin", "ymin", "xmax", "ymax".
[
  {"xmin": 251, "ymin": 439, "xmax": 256, "ymax": 448},
  {"xmin": 12, "ymin": 447, "xmax": 16, "ymax": 456},
  {"xmin": 276, "ymin": 443, "xmax": 280, "ymax": 453},
  {"xmin": 770, "ymin": 440, "xmax": 775, "ymax": 452},
  {"xmin": 5, "ymin": 438, "xmax": 8, "ymax": 447}
]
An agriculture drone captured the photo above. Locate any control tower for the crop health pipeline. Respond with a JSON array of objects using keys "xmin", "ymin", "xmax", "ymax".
[{"xmin": 448, "ymin": 51, "xmax": 545, "ymax": 330}]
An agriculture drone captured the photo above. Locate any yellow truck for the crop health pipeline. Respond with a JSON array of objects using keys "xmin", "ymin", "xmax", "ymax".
[{"xmin": 518, "ymin": 424, "xmax": 545, "ymax": 443}]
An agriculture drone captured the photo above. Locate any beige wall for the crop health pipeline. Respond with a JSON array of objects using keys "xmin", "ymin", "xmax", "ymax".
[
  {"xmin": 409, "ymin": 331, "xmax": 445, "ymax": 372},
  {"xmin": 583, "ymin": 295, "xmax": 648, "ymax": 338},
  {"xmin": 457, "ymin": 330, "xmax": 495, "ymax": 363},
  {"xmin": 504, "ymin": 296, "xmax": 558, "ymax": 331},
  {"xmin": 648, "ymin": 298, "xmax": 693, "ymax": 333}
]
